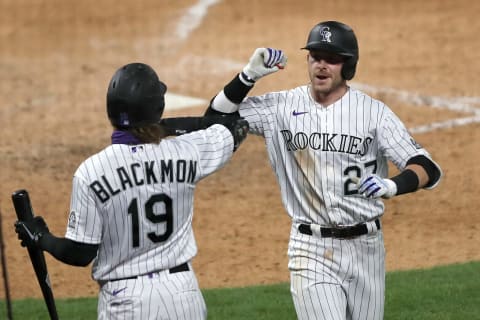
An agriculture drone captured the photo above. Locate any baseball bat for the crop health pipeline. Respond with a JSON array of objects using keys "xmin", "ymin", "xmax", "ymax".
[
  {"xmin": 11, "ymin": 190, "xmax": 58, "ymax": 320},
  {"xmin": 0, "ymin": 208, "xmax": 13, "ymax": 320}
]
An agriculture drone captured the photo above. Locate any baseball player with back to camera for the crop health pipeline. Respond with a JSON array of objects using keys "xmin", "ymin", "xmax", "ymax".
[
  {"xmin": 13, "ymin": 62, "xmax": 258, "ymax": 319},
  {"xmin": 205, "ymin": 21, "xmax": 442, "ymax": 319}
]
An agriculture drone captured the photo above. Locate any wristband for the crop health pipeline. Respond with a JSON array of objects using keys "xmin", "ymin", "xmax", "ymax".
[
  {"xmin": 390, "ymin": 169, "xmax": 419, "ymax": 195},
  {"xmin": 224, "ymin": 74, "xmax": 254, "ymax": 103}
]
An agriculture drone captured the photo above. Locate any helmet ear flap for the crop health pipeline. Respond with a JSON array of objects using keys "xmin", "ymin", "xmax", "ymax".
[{"xmin": 342, "ymin": 56, "xmax": 357, "ymax": 80}]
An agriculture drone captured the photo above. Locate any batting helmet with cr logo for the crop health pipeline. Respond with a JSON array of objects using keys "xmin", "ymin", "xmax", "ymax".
[{"xmin": 302, "ymin": 21, "xmax": 359, "ymax": 80}]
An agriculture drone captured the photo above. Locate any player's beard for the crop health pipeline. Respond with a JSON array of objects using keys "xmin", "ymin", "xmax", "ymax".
[{"xmin": 308, "ymin": 72, "xmax": 347, "ymax": 104}]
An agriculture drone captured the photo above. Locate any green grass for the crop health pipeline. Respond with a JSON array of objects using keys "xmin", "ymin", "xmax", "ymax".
[
  {"xmin": 385, "ymin": 261, "xmax": 480, "ymax": 320},
  {"xmin": 204, "ymin": 283, "xmax": 296, "ymax": 320},
  {"xmin": 1, "ymin": 261, "xmax": 479, "ymax": 319}
]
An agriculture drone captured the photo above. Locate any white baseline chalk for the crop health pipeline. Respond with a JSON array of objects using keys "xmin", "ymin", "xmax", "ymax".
[
  {"xmin": 165, "ymin": 93, "xmax": 208, "ymax": 110},
  {"xmin": 175, "ymin": 0, "xmax": 221, "ymax": 41}
]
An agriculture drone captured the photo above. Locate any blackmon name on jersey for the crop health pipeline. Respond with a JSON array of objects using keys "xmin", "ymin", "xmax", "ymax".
[{"xmin": 90, "ymin": 159, "xmax": 197, "ymax": 203}]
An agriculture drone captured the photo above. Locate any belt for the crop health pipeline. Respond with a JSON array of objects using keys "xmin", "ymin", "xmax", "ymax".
[
  {"xmin": 111, "ymin": 262, "xmax": 190, "ymax": 282},
  {"xmin": 298, "ymin": 219, "xmax": 381, "ymax": 239}
]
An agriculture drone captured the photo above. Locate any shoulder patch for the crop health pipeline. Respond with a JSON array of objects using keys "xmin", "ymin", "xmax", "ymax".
[{"xmin": 68, "ymin": 211, "xmax": 77, "ymax": 229}]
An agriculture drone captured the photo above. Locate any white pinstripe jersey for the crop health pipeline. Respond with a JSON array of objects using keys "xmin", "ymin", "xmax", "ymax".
[
  {"xmin": 65, "ymin": 124, "xmax": 233, "ymax": 281},
  {"xmin": 239, "ymin": 85, "xmax": 436, "ymax": 226}
]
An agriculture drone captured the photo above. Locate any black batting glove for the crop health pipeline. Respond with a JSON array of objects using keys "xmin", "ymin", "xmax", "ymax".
[
  {"xmin": 209, "ymin": 115, "xmax": 249, "ymax": 151},
  {"xmin": 14, "ymin": 216, "xmax": 49, "ymax": 248}
]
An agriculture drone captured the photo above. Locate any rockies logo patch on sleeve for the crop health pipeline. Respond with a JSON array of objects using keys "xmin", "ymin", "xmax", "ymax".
[{"xmin": 68, "ymin": 211, "xmax": 77, "ymax": 229}]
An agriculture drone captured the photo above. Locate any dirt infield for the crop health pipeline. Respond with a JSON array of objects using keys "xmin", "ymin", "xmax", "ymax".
[{"xmin": 1, "ymin": 0, "xmax": 479, "ymax": 300}]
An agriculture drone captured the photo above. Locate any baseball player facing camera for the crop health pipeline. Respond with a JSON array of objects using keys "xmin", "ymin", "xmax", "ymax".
[
  {"xmin": 15, "ymin": 62, "xmax": 249, "ymax": 319},
  {"xmin": 205, "ymin": 21, "xmax": 442, "ymax": 319}
]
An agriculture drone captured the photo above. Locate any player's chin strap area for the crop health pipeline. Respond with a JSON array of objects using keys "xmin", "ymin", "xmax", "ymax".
[{"xmin": 297, "ymin": 219, "xmax": 381, "ymax": 239}]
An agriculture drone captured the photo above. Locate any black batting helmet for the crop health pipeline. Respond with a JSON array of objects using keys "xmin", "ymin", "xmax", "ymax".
[
  {"xmin": 107, "ymin": 63, "xmax": 167, "ymax": 128},
  {"xmin": 302, "ymin": 21, "xmax": 359, "ymax": 80}
]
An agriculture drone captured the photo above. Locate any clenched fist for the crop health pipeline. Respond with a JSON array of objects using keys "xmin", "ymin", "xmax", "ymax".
[{"xmin": 240, "ymin": 48, "xmax": 287, "ymax": 85}]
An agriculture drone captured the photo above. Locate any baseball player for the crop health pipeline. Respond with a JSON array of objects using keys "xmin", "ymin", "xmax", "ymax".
[
  {"xmin": 14, "ymin": 62, "xmax": 249, "ymax": 319},
  {"xmin": 205, "ymin": 21, "xmax": 442, "ymax": 319}
]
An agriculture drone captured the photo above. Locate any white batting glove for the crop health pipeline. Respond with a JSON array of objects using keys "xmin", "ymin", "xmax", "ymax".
[
  {"xmin": 357, "ymin": 174, "xmax": 397, "ymax": 199},
  {"xmin": 240, "ymin": 48, "xmax": 287, "ymax": 85}
]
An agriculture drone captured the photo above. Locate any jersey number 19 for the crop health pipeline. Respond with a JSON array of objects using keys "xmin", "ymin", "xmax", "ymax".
[{"xmin": 127, "ymin": 193, "xmax": 173, "ymax": 248}]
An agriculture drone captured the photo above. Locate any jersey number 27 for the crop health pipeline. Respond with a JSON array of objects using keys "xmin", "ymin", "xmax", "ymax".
[{"xmin": 344, "ymin": 160, "xmax": 377, "ymax": 195}]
